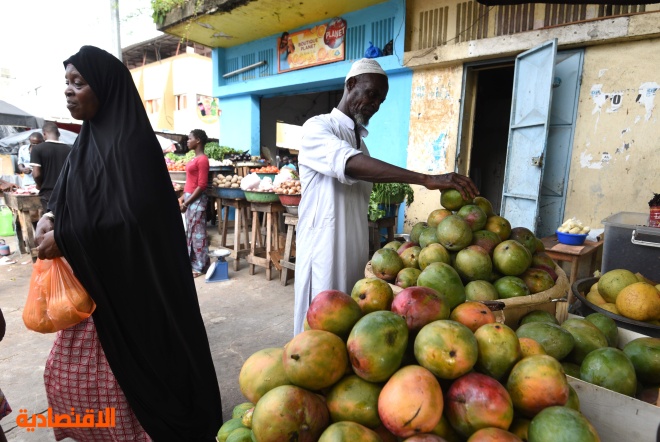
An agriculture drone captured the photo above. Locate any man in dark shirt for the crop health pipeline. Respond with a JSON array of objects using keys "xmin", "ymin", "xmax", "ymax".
[{"xmin": 31, "ymin": 122, "xmax": 72, "ymax": 212}]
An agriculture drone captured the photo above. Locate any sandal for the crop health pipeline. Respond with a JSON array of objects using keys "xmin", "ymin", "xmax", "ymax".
[{"xmin": 192, "ymin": 271, "xmax": 203, "ymax": 278}]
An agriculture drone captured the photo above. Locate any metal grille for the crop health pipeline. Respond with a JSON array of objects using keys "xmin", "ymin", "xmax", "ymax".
[
  {"xmin": 456, "ymin": 1, "xmax": 491, "ymax": 43},
  {"xmin": 495, "ymin": 3, "xmax": 535, "ymax": 36},
  {"xmin": 597, "ymin": 4, "xmax": 646, "ymax": 16},
  {"xmin": 225, "ymin": 57, "xmax": 239, "ymax": 84},
  {"xmin": 418, "ymin": 7, "xmax": 450, "ymax": 48},
  {"xmin": 258, "ymin": 49, "xmax": 274, "ymax": 77},
  {"xmin": 241, "ymin": 54, "xmax": 256, "ymax": 81},
  {"xmin": 371, "ymin": 17, "xmax": 395, "ymax": 51},
  {"xmin": 544, "ymin": 4, "xmax": 587, "ymax": 26},
  {"xmin": 347, "ymin": 24, "xmax": 366, "ymax": 60}
]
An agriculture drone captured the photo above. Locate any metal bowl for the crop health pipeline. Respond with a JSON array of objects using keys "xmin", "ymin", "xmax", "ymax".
[
  {"xmin": 571, "ymin": 277, "xmax": 660, "ymax": 337},
  {"xmin": 244, "ymin": 190, "xmax": 280, "ymax": 203},
  {"xmin": 284, "ymin": 205, "xmax": 299, "ymax": 215},
  {"xmin": 169, "ymin": 171, "xmax": 186, "ymax": 181}
]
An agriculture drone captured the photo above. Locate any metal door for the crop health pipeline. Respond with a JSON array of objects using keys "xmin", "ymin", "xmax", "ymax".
[
  {"xmin": 537, "ymin": 50, "xmax": 584, "ymax": 237},
  {"xmin": 500, "ymin": 39, "xmax": 557, "ymax": 233}
]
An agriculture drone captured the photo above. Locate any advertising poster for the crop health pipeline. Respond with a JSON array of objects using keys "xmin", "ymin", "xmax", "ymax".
[
  {"xmin": 278, "ymin": 17, "xmax": 346, "ymax": 73},
  {"xmin": 196, "ymin": 95, "xmax": 220, "ymax": 124}
]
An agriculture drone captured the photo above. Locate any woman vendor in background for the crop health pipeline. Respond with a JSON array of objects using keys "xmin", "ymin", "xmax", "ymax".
[{"xmin": 179, "ymin": 129, "xmax": 211, "ymax": 277}]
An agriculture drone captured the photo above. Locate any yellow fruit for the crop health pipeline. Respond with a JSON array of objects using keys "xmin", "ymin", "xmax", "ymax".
[
  {"xmin": 519, "ymin": 337, "xmax": 547, "ymax": 358},
  {"xmin": 615, "ymin": 282, "xmax": 660, "ymax": 322},
  {"xmin": 600, "ymin": 303, "xmax": 619, "ymax": 315},
  {"xmin": 586, "ymin": 290, "xmax": 607, "ymax": 306},
  {"xmin": 598, "ymin": 269, "xmax": 639, "ymax": 303},
  {"xmin": 590, "ymin": 282, "xmax": 599, "ymax": 292}
]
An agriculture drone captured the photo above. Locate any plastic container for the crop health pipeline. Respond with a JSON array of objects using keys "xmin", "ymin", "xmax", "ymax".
[
  {"xmin": 213, "ymin": 187, "xmax": 245, "ymax": 200},
  {"xmin": 0, "ymin": 205, "xmax": 14, "ymax": 236},
  {"xmin": 244, "ymin": 191, "xmax": 280, "ymax": 203},
  {"xmin": 277, "ymin": 194, "xmax": 301, "ymax": 206},
  {"xmin": 601, "ymin": 212, "xmax": 660, "ymax": 281},
  {"xmin": 556, "ymin": 230, "xmax": 588, "ymax": 245}
]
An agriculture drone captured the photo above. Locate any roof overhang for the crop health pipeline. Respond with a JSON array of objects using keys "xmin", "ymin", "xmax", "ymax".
[
  {"xmin": 476, "ymin": 0, "xmax": 658, "ymax": 4},
  {"xmin": 157, "ymin": 0, "xmax": 388, "ymax": 48}
]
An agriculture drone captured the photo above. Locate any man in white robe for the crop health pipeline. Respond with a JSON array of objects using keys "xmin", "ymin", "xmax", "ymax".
[{"xmin": 294, "ymin": 58, "xmax": 479, "ymax": 335}]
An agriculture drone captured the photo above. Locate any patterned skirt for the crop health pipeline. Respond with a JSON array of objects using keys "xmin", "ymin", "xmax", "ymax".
[
  {"xmin": 0, "ymin": 387, "xmax": 11, "ymax": 420},
  {"xmin": 184, "ymin": 192, "xmax": 210, "ymax": 273},
  {"xmin": 44, "ymin": 317, "xmax": 151, "ymax": 441}
]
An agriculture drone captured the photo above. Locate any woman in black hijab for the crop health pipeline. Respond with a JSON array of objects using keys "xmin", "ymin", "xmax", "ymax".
[{"xmin": 35, "ymin": 45, "xmax": 222, "ymax": 441}]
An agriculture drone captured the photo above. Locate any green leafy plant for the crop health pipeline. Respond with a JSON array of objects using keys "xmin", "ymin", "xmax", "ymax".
[
  {"xmin": 151, "ymin": 0, "xmax": 187, "ymax": 25},
  {"xmin": 204, "ymin": 142, "xmax": 242, "ymax": 161},
  {"xmin": 368, "ymin": 183, "xmax": 415, "ymax": 222}
]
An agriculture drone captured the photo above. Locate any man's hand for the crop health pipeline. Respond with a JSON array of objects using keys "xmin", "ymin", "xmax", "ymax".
[{"xmin": 425, "ymin": 172, "xmax": 479, "ymax": 201}]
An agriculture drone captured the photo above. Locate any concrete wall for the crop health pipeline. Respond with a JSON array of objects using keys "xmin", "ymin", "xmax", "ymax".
[
  {"xmin": 212, "ymin": 0, "xmax": 410, "ymax": 157},
  {"xmin": 129, "ymin": 53, "xmax": 219, "ymax": 137},
  {"xmin": 404, "ymin": 64, "xmax": 464, "ymax": 231},
  {"xmin": 565, "ymin": 38, "xmax": 660, "ymax": 228}
]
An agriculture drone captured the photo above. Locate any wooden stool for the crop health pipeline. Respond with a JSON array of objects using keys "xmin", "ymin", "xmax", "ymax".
[
  {"xmin": 247, "ymin": 202, "xmax": 284, "ymax": 280},
  {"xmin": 541, "ymin": 235, "xmax": 604, "ymax": 303},
  {"xmin": 217, "ymin": 198, "xmax": 251, "ymax": 271},
  {"xmin": 280, "ymin": 213, "xmax": 298, "ymax": 286}
]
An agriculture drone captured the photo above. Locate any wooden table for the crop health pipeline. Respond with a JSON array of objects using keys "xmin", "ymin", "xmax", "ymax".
[
  {"xmin": 216, "ymin": 198, "xmax": 251, "ymax": 271},
  {"xmin": 368, "ymin": 217, "xmax": 396, "ymax": 255},
  {"xmin": 541, "ymin": 235, "xmax": 604, "ymax": 300},
  {"xmin": 280, "ymin": 213, "xmax": 298, "ymax": 286},
  {"xmin": 3, "ymin": 192, "xmax": 42, "ymax": 260},
  {"xmin": 246, "ymin": 201, "xmax": 283, "ymax": 280}
]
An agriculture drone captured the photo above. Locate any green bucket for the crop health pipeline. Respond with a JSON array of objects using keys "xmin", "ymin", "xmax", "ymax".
[{"xmin": 0, "ymin": 206, "xmax": 14, "ymax": 236}]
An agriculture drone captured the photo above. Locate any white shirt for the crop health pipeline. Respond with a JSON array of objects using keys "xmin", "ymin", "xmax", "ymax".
[
  {"xmin": 17, "ymin": 143, "xmax": 35, "ymax": 187},
  {"xmin": 293, "ymin": 108, "xmax": 373, "ymax": 335}
]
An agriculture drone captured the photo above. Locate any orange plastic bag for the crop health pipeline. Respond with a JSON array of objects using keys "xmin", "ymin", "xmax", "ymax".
[{"xmin": 23, "ymin": 257, "xmax": 96, "ymax": 333}]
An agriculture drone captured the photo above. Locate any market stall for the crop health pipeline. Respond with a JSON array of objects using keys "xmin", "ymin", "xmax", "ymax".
[{"xmin": 2, "ymin": 191, "xmax": 41, "ymax": 260}]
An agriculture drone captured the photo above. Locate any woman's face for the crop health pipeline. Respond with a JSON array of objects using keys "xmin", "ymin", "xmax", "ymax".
[
  {"xmin": 64, "ymin": 64, "xmax": 100, "ymax": 121},
  {"xmin": 187, "ymin": 133, "xmax": 198, "ymax": 149}
]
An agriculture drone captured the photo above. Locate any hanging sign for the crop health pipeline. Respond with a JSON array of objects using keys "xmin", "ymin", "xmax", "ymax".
[
  {"xmin": 196, "ymin": 95, "xmax": 220, "ymax": 124},
  {"xmin": 277, "ymin": 17, "xmax": 346, "ymax": 73}
]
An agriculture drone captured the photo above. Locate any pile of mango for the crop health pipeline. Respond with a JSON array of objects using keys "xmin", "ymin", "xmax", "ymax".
[
  {"xmin": 216, "ymin": 276, "xmax": 660, "ymax": 442},
  {"xmin": 369, "ymin": 190, "xmax": 558, "ymax": 308}
]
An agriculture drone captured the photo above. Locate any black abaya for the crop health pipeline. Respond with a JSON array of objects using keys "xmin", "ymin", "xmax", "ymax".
[{"xmin": 51, "ymin": 46, "xmax": 222, "ymax": 441}]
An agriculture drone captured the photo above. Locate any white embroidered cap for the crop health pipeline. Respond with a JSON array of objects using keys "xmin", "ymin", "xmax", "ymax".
[{"xmin": 345, "ymin": 58, "xmax": 387, "ymax": 83}]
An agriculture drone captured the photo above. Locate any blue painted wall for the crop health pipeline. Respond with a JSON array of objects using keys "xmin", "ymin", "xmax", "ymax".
[{"xmin": 212, "ymin": 0, "xmax": 411, "ymax": 231}]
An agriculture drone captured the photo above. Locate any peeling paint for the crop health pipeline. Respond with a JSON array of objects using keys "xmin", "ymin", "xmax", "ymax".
[
  {"xmin": 635, "ymin": 81, "xmax": 658, "ymax": 121},
  {"xmin": 590, "ymin": 84, "xmax": 606, "ymax": 115},
  {"xmin": 579, "ymin": 151, "xmax": 603, "ymax": 169}
]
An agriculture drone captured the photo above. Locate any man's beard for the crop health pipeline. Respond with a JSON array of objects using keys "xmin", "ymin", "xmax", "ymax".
[{"xmin": 355, "ymin": 113, "xmax": 370, "ymax": 127}]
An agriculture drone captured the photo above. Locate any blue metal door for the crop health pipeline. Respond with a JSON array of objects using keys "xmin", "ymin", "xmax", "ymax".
[
  {"xmin": 537, "ymin": 50, "xmax": 584, "ymax": 237},
  {"xmin": 500, "ymin": 39, "xmax": 557, "ymax": 233}
]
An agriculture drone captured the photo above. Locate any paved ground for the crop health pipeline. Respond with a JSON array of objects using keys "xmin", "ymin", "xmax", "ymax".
[{"xmin": 0, "ymin": 221, "xmax": 295, "ymax": 441}]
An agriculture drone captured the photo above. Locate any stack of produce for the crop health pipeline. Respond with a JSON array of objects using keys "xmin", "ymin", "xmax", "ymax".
[
  {"xmin": 273, "ymin": 180, "xmax": 301, "ymax": 195},
  {"xmin": 219, "ymin": 281, "xmax": 649, "ymax": 441},
  {"xmin": 556, "ymin": 218, "xmax": 590, "ymax": 235},
  {"xmin": 250, "ymin": 165, "xmax": 280, "ymax": 174},
  {"xmin": 369, "ymin": 190, "xmax": 560, "ymax": 306},
  {"xmin": 213, "ymin": 174, "xmax": 242, "ymax": 189},
  {"xmin": 240, "ymin": 173, "xmax": 275, "ymax": 193},
  {"xmin": 583, "ymin": 269, "xmax": 660, "ymax": 325}
]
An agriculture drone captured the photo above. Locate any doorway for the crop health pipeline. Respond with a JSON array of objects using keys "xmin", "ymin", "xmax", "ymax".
[
  {"xmin": 459, "ymin": 63, "xmax": 515, "ymax": 216},
  {"xmin": 260, "ymin": 89, "xmax": 343, "ymax": 164}
]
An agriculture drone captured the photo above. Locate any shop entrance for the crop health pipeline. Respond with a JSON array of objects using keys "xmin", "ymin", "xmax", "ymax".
[
  {"xmin": 457, "ymin": 43, "xmax": 584, "ymax": 237},
  {"xmin": 260, "ymin": 89, "xmax": 343, "ymax": 165},
  {"xmin": 459, "ymin": 63, "xmax": 515, "ymax": 217}
]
